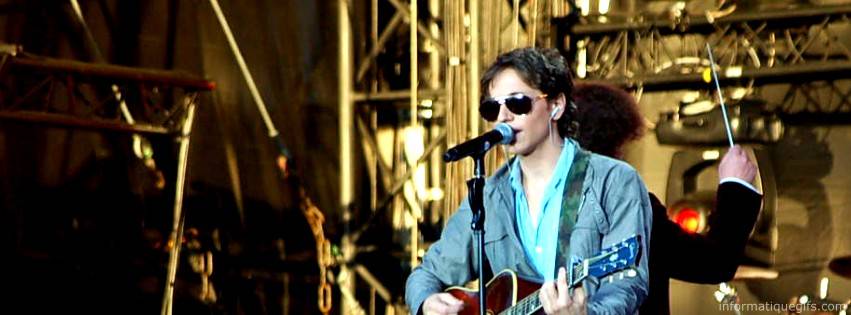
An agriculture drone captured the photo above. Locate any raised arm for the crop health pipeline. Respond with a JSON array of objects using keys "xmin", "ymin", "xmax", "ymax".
[{"xmin": 665, "ymin": 146, "xmax": 762, "ymax": 283}]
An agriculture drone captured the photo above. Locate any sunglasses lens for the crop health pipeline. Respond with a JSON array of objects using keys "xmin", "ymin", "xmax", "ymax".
[
  {"xmin": 479, "ymin": 100, "xmax": 500, "ymax": 121},
  {"xmin": 504, "ymin": 95, "xmax": 532, "ymax": 115}
]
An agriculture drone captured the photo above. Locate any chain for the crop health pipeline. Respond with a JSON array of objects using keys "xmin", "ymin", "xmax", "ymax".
[
  {"xmin": 199, "ymin": 251, "xmax": 216, "ymax": 303},
  {"xmin": 299, "ymin": 187, "xmax": 334, "ymax": 315},
  {"xmin": 279, "ymin": 148, "xmax": 334, "ymax": 314}
]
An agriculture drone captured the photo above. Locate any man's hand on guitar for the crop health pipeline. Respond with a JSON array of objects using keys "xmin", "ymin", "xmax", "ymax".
[
  {"xmin": 423, "ymin": 292, "xmax": 464, "ymax": 315},
  {"xmin": 540, "ymin": 267, "xmax": 587, "ymax": 315}
]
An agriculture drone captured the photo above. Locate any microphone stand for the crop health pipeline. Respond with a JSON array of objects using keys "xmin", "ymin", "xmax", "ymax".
[
  {"xmin": 446, "ymin": 126, "xmax": 511, "ymax": 315},
  {"xmin": 467, "ymin": 152, "xmax": 487, "ymax": 315}
]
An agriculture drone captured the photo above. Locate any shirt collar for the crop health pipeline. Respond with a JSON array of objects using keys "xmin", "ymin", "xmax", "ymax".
[{"xmin": 508, "ymin": 138, "xmax": 576, "ymax": 189}]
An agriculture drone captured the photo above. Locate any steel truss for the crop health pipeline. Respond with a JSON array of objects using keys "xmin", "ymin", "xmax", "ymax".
[
  {"xmin": 555, "ymin": 3, "xmax": 851, "ymax": 122},
  {"xmin": 339, "ymin": 0, "xmax": 448, "ymax": 313},
  {"xmin": 0, "ymin": 52, "xmax": 212, "ymax": 134},
  {"xmin": 558, "ymin": 4, "xmax": 851, "ymax": 89},
  {"xmin": 771, "ymin": 80, "xmax": 851, "ymax": 125},
  {"xmin": 0, "ymin": 50, "xmax": 215, "ymax": 315}
]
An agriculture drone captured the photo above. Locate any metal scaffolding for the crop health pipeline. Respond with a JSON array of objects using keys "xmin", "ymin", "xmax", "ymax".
[
  {"xmin": 339, "ymin": 0, "xmax": 446, "ymax": 312},
  {"xmin": 0, "ymin": 50, "xmax": 214, "ymax": 315},
  {"xmin": 333, "ymin": 1, "xmax": 851, "ymax": 313},
  {"xmin": 555, "ymin": 2, "xmax": 851, "ymax": 122},
  {"xmin": 336, "ymin": 0, "xmax": 569, "ymax": 313}
]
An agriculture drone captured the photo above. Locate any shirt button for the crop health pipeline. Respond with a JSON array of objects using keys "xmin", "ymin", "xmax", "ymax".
[{"xmin": 535, "ymin": 246, "xmax": 543, "ymax": 254}]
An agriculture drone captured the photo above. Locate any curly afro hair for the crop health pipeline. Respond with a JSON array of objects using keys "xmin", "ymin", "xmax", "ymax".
[{"xmin": 572, "ymin": 82, "xmax": 646, "ymax": 159}]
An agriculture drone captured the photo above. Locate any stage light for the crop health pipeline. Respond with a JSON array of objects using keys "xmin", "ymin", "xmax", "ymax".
[
  {"xmin": 578, "ymin": 0, "xmax": 590, "ymax": 16},
  {"xmin": 426, "ymin": 187, "xmax": 444, "ymax": 201},
  {"xmin": 667, "ymin": 190, "xmax": 715, "ymax": 234},
  {"xmin": 673, "ymin": 208, "xmax": 702, "ymax": 234},
  {"xmin": 599, "ymin": 0, "xmax": 610, "ymax": 14},
  {"xmin": 680, "ymin": 99, "xmax": 714, "ymax": 116},
  {"xmin": 702, "ymin": 150, "xmax": 720, "ymax": 160},
  {"xmin": 577, "ymin": 40, "xmax": 587, "ymax": 78}
]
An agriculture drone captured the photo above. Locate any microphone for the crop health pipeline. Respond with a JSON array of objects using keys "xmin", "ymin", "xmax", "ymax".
[{"xmin": 443, "ymin": 123, "xmax": 514, "ymax": 162}]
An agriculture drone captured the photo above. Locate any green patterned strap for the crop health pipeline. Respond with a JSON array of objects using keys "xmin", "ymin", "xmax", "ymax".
[{"xmin": 554, "ymin": 148, "xmax": 591, "ymax": 277}]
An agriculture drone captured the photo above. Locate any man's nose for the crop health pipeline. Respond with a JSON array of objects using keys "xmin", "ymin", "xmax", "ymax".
[{"xmin": 496, "ymin": 103, "xmax": 512, "ymax": 123}]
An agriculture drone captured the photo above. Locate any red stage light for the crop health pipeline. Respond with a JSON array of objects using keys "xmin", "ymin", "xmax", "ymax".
[{"xmin": 673, "ymin": 208, "xmax": 702, "ymax": 234}]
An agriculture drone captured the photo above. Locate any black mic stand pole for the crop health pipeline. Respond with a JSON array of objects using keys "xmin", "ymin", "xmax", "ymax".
[{"xmin": 467, "ymin": 152, "xmax": 487, "ymax": 315}]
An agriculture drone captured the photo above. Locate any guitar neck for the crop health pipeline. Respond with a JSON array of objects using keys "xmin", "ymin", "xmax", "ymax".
[
  {"xmin": 499, "ymin": 264, "xmax": 583, "ymax": 315},
  {"xmin": 499, "ymin": 288, "xmax": 543, "ymax": 315},
  {"xmin": 498, "ymin": 281, "xmax": 582, "ymax": 315},
  {"xmin": 492, "ymin": 235, "xmax": 641, "ymax": 315}
]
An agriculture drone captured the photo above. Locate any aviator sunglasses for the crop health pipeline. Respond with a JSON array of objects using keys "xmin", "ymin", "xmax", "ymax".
[{"xmin": 479, "ymin": 92, "xmax": 548, "ymax": 122}]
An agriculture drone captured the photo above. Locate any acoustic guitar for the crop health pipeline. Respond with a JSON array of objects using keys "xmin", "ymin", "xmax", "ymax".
[{"xmin": 446, "ymin": 235, "xmax": 641, "ymax": 315}]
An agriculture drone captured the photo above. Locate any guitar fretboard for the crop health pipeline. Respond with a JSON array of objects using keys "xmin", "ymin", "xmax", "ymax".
[
  {"xmin": 499, "ymin": 263, "xmax": 584, "ymax": 315},
  {"xmin": 499, "ymin": 290, "xmax": 542, "ymax": 315}
]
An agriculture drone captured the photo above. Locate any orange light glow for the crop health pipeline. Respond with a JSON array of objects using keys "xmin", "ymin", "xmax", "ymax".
[{"xmin": 674, "ymin": 208, "xmax": 702, "ymax": 234}]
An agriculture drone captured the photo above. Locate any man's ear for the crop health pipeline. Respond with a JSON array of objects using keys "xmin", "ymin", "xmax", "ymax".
[
  {"xmin": 550, "ymin": 107, "xmax": 561, "ymax": 119},
  {"xmin": 550, "ymin": 93, "xmax": 567, "ymax": 120}
]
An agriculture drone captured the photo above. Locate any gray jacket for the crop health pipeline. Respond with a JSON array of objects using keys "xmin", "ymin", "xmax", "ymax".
[{"xmin": 405, "ymin": 153, "xmax": 652, "ymax": 315}]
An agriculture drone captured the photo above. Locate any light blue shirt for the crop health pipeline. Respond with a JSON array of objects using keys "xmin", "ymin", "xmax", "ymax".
[{"xmin": 509, "ymin": 138, "xmax": 576, "ymax": 281}]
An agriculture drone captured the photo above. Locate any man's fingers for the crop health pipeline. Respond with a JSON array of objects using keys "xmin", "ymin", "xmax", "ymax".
[
  {"xmin": 725, "ymin": 145, "xmax": 739, "ymax": 158},
  {"xmin": 567, "ymin": 286, "xmax": 587, "ymax": 315},
  {"xmin": 427, "ymin": 303, "xmax": 462, "ymax": 315},
  {"xmin": 424, "ymin": 293, "xmax": 464, "ymax": 315},
  {"xmin": 437, "ymin": 293, "xmax": 464, "ymax": 313},
  {"xmin": 573, "ymin": 285, "xmax": 587, "ymax": 306},
  {"xmin": 539, "ymin": 285, "xmax": 551, "ymax": 314},
  {"xmin": 436, "ymin": 293, "xmax": 463, "ymax": 306},
  {"xmin": 538, "ymin": 289, "xmax": 550, "ymax": 314},
  {"xmin": 539, "ymin": 281, "xmax": 558, "ymax": 314},
  {"xmin": 425, "ymin": 303, "xmax": 449, "ymax": 315},
  {"xmin": 556, "ymin": 267, "xmax": 570, "ymax": 306},
  {"xmin": 729, "ymin": 145, "xmax": 740, "ymax": 154}
]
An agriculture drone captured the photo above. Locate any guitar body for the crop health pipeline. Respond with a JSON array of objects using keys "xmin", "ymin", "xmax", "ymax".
[{"xmin": 446, "ymin": 270, "xmax": 543, "ymax": 315}]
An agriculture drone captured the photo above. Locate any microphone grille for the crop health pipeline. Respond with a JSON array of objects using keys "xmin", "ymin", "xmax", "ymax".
[{"xmin": 494, "ymin": 123, "xmax": 514, "ymax": 145}]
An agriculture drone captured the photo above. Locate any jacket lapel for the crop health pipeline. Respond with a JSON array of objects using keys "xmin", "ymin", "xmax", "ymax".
[{"xmin": 485, "ymin": 160, "xmax": 537, "ymax": 277}]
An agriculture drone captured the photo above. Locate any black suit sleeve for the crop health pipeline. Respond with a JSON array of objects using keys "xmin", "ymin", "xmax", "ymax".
[{"xmin": 656, "ymin": 182, "xmax": 762, "ymax": 283}]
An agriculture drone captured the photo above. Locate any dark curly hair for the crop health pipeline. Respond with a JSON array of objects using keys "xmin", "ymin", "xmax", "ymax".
[
  {"xmin": 573, "ymin": 82, "xmax": 646, "ymax": 159},
  {"xmin": 480, "ymin": 47, "xmax": 579, "ymax": 138}
]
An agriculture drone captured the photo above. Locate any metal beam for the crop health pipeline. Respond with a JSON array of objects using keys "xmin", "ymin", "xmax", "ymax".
[
  {"xmin": 563, "ymin": 4, "xmax": 851, "ymax": 37},
  {"xmin": 355, "ymin": 114, "xmax": 393, "ymax": 190},
  {"xmin": 353, "ymin": 89, "xmax": 444, "ymax": 102},
  {"xmin": 589, "ymin": 60, "xmax": 851, "ymax": 92},
  {"xmin": 385, "ymin": 0, "xmax": 446, "ymax": 54},
  {"xmin": 338, "ymin": 0, "xmax": 356, "ymax": 314},
  {"xmin": 356, "ymin": 11, "xmax": 405, "ymax": 82},
  {"xmin": 351, "ymin": 130, "xmax": 446, "ymax": 243},
  {"xmin": 7, "ymin": 54, "xmax": 215, "ymax": 91},
  {"xmin": 0, "ymin": 111, "xmax": 171, "ymax": 135}
]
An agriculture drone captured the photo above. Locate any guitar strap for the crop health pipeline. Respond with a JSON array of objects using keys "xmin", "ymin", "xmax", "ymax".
[{"xmin": 553, "ymin": 148, "xmax": 591, "ymax": 278}]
